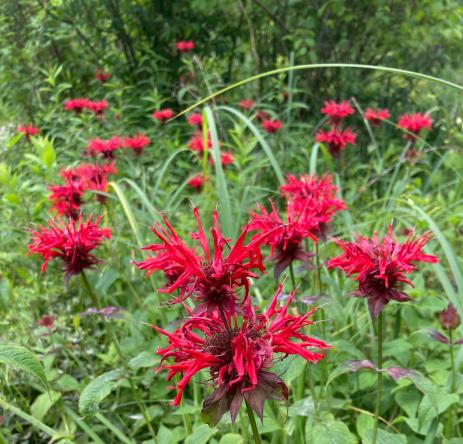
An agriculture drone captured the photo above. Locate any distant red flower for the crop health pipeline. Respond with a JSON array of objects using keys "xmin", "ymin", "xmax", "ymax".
[
  {"xmin": 262, "ymin": 119, "xmax": 282, "ymax": 134},
  {"xmin": 134, "ymin": 208, "xmax": 268, "ymax": 315},
  {"xmin": 321, "ymin": 100, "xmax": 354, "ymax": 125},
  {"xmin": 250, "ymin": 201, "xmax": 316, "ymax": 279},
  {"xmin": 87, "ymin": 100, "xmax": 108, "ymax": 116},
  {"xmin": 154, "ymin": 285, "xmax": 329, "ymax": 424},
  {"xmin": 328, "ymin": 225, "xmax": 438, "ymax": 318},
  {"xmin": 95, "ymin": 68, "xmax": 111, "ymax": 82},
  {"xmin": 398, "ymin": 113, "xmax": 432, "ymax": 139},
  {"xmin": 37, "ymin": 314, "xmax": 56, "ymax": 329},
  {"xmin": 124, "ymin": 133, "xmax": 151, "ymax": 156},
  {"xmin": 64, "ymin": 98, "xmax": 91, "ymax": 114},
  {"xmin": 188, "ymin": 132, "xmax": 212, "ymax": 153},
  {"xmin": 316, "ymin": 127, "xmax": 356, "ymax": 158},
  {"xmin": 176, "ymin": 40, "xmax": 195, "ymax": 52},
  {"xmin": 280, "ymin": 174, "xmax": 346, "ymax": 238},
  {"xmin": 49, "ymin": 181, "xmax": 84, "ymax": 219},
  {"xmin": 220, "ymin": 151, "xmax": 234, "ymax": 166},
  {"xmin": 239, "ymin": 99, "xmax": 255, "ymax": 110},
  {"xmin": 152, "ymin": 109, "xmax": 174, "ymax": 123},
  {"xmin": 18, "ymin": 124, "xmax": 40, "ymax": 139},
  {"xmin": 187, "ymin": 113, "xmax": 203, "ymax": 127},
  {"xmin": 86, "ymin": 137, "xmax": 123, "ymax": 159},
  {"xmin": 437, "ymin": 303, "xmax": 460, "ymax": 330},
  {"xmin": 364, "ymin": 108, "xmax": 390, "ymax": 126},
  {"xmin": 187, "ymin": 174, "xmax": 206, "ymax": 191},
  {"xmin": 256, "ymin": 111, "xmax": 271, "ymax": 121},
  {"xmin": 28, "ymin": 215, "xmax": 111, "ymax": 279}
]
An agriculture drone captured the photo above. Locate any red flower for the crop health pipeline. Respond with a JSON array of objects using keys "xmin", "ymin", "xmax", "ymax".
[
  {"xmin": 87, "ymin": 100, "xmax": 108, "ymax": 116},
  {"xmin": 209, "ymin": 151, "xmax": 234, "ymax": 167},
  {"xmin": 437, "ymin": 303, "xmax": 460, "ymax": 330},
  {"xmin": 134, "ymin": 208, "xmax": 268, "ymax": 315},
  {"xmin": 261, "ymin": 119, "xmax": 282, "ymax": 134},
  {"xmin": 176, "ymin": 40, "xmax": 195, "ymax": 52},
  {"xmin": 49, "ymin": 181, "xmax": 84, "ymax": 219},
  {"xmin": 187, "ymin": 174, "xmax": 207, "ymax": 191},
  {"xmin": 188, "ymin": 131, "xmax": 212, "ymax": 153},
  {"xmin": 328, "ymin": 225, "xmax": 438, "ymax": 318},
  {"xmin": 239, "ymin": 99, "xmax": 255, "ymax": 110},
  {"xmin": 364, "ymin": 108, "xmax": 390, "ymax": 126},
  {"xmin": 95, "ymin": 68, "xmax": 111, "ymax": 82},
  {"xmin": 37, "ymin": 314, "xmax": 56, "ymax": 329},
  {"xmin": 86, "ymin": 137, "xmax": 123, "ymax": 159},
  {"xmin": 28, "ymin": 215, "xmax": 111, "ymax": 279},
  {"xmin": 280, "ymin": 174, "xmax": 346, "ymax": 238},
  {"xmin": 154, "ymin": 285, "xmax": 329, "ymax": 424},
  {"xmin": 152, "ymin": 109, "xmax": 174, "ymax": 123},
  {"xmin": 187, "ymin": 113, "xmax": 203, "ymax": 127},
  {"xmin": 398, "ymin": 113, "xmax": 432, "ymax": 139},
  {"xmin": 64, "ymin": 98, "xmax": 91, "ymax": 114},
  {"xmin": 250, "ymin": 201, "xmax": 316, "ymax": 279},
  {"xmin": 256, "ymin": 111, "xmax": 271, "ymax": 121},
  {"xmin": 321, "ymin": 100, "xmax": 354, "ymax": 125},
  {"xmin": 18, "ymin": 124, "xmax": 40, "ymax": 139},
  {"xmin": 124, "ymin": 133, "xmax": 151, "ymax": 155},
  {"xmin": 315, "ymin": 127, "xmax": 356, "ymax": 158}
]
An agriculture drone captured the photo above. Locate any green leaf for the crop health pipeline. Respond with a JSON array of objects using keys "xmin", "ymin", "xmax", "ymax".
[
  {"xmin": 219, "ymin": 433, "xmax": 244, "ymax": 444},
  {"xmin": 288, "ymin": 397, "xmax": 315, "ymax": 417},
  {"xmin": 279, "ymin": 356, "xmax": 306, "ymax": 383},
  {"xmin": 57, "ymin": 374, "xmax": 80, "ymax": 392},
  {"xmin": 78, "ymin": 369, "xmax": 123, "ymax": 417},
  {"xmin": 363, "ymin": 429, "xmax": 407, "ymax": 444},
  {"xmin": 31, "ymin": 390, "xmax": 61, "ymax": 421},
  {"xmin": 129, "ymin": 351, "xmax": 159, "ymax": 369},
  {"xmin": 184, "ymin": 424, "xmax": 217, "ymax": 444},
  {"xmin": 0, "ymin": 342, "xmax": 47, "ymax": 387},
  {"xmin": 312, "ymin": 419, "xmax": 357, "ymax": 444}
]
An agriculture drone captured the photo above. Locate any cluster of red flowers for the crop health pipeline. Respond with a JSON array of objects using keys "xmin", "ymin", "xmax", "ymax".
[
  {"xmin": 152, "ymin": 109, "xmax": 174, "ymax": 123},
  {"xmin": 86, "ymin": 134, "xmax": 151, "ymax": 159},
  {"xmin": 64, "ymin": 98, "xmax": 109, "ymax": 116},
  {"xmin": 398, "ymin": 113, "xmax": 432, "ymax": 140},
  {"xmin": 176, "ymin": 40, "xmax": 195, "ymax": 53},
  {"xmin": 18, "ymin": 124, "xmax": 40, "ymax": 139},
  {"xmin": 134, "ymin": 208, "xmax": 329, "ymax": 423},
  {"xmin": 316, "ymin": 100, "xmax": 357, "ymax": 158}
]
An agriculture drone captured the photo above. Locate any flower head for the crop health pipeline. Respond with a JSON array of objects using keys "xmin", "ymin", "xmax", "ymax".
[
  {"xmin": 398, "ymin": 113, "xmax": 432, "ymax": 139},
  {"xmin": 187, "ymin": 113, "xmax": 203, "ymax": 127},
  {"xmin": 328, "ymin": 225, "xmax": 438, "ymax": 318},
  {"xmin": 315, "ymin": 127, "xmax": 356, "ymax": 158},
  {"xmin": 18, "ymin": 124, "xmax": 40, "ymax": 139},
  {"xmin": 86, "ymin": 137, "xmax": 123, "ymax": 159},
  {"xmin": 124, "ymin": 133, "xmax": 151, "ymax": 155},
  {"xmin": 250, "ymin": 201, "xmax": 316, "ymax": 279},
  {"xmin": 187, "ymin": 174, "xmax": 207, "ymax": 191},
  {"xmin": 154, "ymin": 285, "xmax": 329, "ymax": 424},
  {"xmin": 152, "ymin": 109, "xmax": 174, "ymax": 123},
  {"xmin": 134, "ymin": 208, "xmax": 268, "ymax": 315},
  {"xmin": 87, "ymin": 100, "xmax": 108, "ymax": 116},
  {"xmin": 364, "ymin": 108, "xmax": 390, "ymax": 126},
  {"xmin": 280, "ymin": 174, "xmax": 346, "ymax": 239},
  {"xmin": 64, "ymin": 98, "xmax": 91, "ymax": 114},
  {"xmin": 437, "ymin": 303, "xmax": 460, "ymax": 330},
  {"xmin": 188, "ymin": 131, "xmax": 212, "ymax": 153},
  {"xmin": 176, "ymin": 40, "xmax": 195, "ymax": 53},
  {"xmin": 239, "ymin": 99, "xmax": 255, "ymax": 110},
  {"xmin": 28, "ymin": 215, "xmax": 111, "ymax": 279},
  {"xmin": 37, "ymin": 314, "xmax": 56, "ymax": 329},
  {"xmin": 261, "ymin": 119, "xmax": 282, "ymax": 134},
  {"xmin": 95, "ymin": 68, "xmax": 111, "ymax": 82},
  {"xmin": 321, "ymin": 100, "xmax": 354, "ymax": 125},
  {"xmin": 48, "ymin": 181, "xmax": 84, "ymax": 219},
  {"xmin": 256, "ymin": 111, "xmax": 271, "ymax": 121}
]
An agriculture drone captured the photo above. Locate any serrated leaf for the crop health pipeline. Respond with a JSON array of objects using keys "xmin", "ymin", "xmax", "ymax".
[
  {"xmin": 184, "ymin": 424, "xmax": 217, "ymax": 444},
  {"xmin": 0, "ymin": 342, "xmax": 47, "ymax": 387},
  {"xmin": 31, "ymin": 390, "xmax": 61, "ymax": 421},
  {"xmin": 79, "ymin": 369, "xmax": 123, "ymax": 417}
]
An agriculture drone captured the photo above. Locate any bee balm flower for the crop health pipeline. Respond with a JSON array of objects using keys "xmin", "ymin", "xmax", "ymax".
[
  {"xmin": 398, "ymin": 113, "xmax": 432, "ymax": 140},
  {"xmin": 315, "ymin": 127, "xmax": 356, "ymax": 158},
  {"xmin": 364, "ymin": 108, "xmax": 390, "ymax": 126},
  {"xmin": 261, "ymin": 119, "xmax": 282, "ymax": 134},
  {"xmin": 328, "ymin": 225, "xmax": 438, "ymax": 318},
  {"xmin": 321, "ymin": 100, "xmax": 354, "ymax": 125},
  {"xmin": 18, "ymin": 124, "xmax": 40, "ymax": 139},
  {"xmin": 176, "ymin": 40, "xmax": 195, "ymax": 52},
  {"xmin": 152, "ymin": 109, "xmax": 174, "ymax": 123}
]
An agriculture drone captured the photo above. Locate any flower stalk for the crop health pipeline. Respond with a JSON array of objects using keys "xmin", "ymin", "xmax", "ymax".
[
  {"xmin": 372, "ymin": 311, "xmax": 384, "ymax": 444},
  {"xmin": 245, "ymin": 400, "xmax": 262, "ymax": 444}
]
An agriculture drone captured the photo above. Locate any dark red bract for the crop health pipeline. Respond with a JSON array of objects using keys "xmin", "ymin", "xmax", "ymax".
[
  {"xmin": 28, "ymin": 215, "xmax": 111, "ymax": 279},
  {"xmin": 154, "ymin": 285, "xmax": 329, "ymax": 424},
  {"xmin": 437, "ymin": 303, "xmax": 460, "ymax": 330},
  {"xmin": 134, "ymin": 208, "xmax": 269, "ymax": 315},
  {"xmin": 328, "ymin": 225, "xmax": 438, "ymax": 318}
]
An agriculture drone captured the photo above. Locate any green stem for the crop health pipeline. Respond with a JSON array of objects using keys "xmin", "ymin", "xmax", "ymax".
[
  {"xmin": 372, "ymin": 311, "xmax": 384, "ymax": 444},
  {"xmin": 393, "ymin": 306, "xmax": 401, "ymax": 339},
  {"xmin": 80, "ymin": 271, "xmax": 100, "ymax": 308},
  {"xmin": 446, "ymin": 329, "xmax": 456, "ymax": 437},
  {"xmin": 289, "ymin": 262, "xmax": 296, "ymax": 290},
  {"xmin": 245, "ymin": 401, "xmax": 262, "ymax": 444}
]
